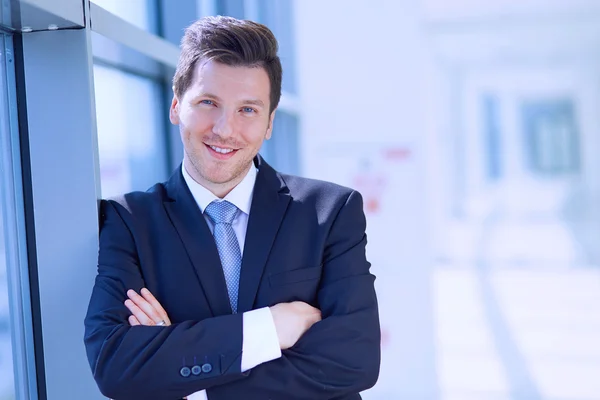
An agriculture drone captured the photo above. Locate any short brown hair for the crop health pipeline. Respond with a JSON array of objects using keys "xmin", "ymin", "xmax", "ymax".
[{"xmin": 173, "ymin": 16, "xmax": 282, "ymax": 114}]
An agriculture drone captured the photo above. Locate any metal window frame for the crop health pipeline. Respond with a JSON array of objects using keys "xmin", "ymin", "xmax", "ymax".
[
  {"xmin": 1, "ymin": 31, "xmax": 38, "ymax": 400},
  {"xmin": 9, "ymin": 2, "xmax": 190, "ymax": 396},
  {"xmin": 89, "ymin": 1, "xmax": 178, "ymax": 68},
  {"xmin": 6, "ymin": 1, "xmax": 303, "ymax": 398}
]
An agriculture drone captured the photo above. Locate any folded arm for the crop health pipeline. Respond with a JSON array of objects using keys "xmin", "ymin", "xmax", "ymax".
[
  {"xmin": 84, "ymin": 200, "xmax": 249, "ymax": 399},
  {"xmin": 208, "ymin": 190, "xmax": 381, "ymax": 399}
]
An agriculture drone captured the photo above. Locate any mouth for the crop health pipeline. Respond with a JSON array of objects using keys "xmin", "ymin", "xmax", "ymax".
[{"xmin": 204, "ymin": 143, "xmax": 239, "ymax": 160}]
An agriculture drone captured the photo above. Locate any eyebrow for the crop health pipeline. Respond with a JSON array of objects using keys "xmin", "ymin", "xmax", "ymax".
[
  {"xmin": 198, "ymin": 92, "xmax": 265, "ymax": 108},
  {"xmin": 242, "ymin": 99, "xmax": 265, "ymax": 107}
]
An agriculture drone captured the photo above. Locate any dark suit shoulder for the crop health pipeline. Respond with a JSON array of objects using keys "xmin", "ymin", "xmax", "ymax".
[
  {"xmin": 101, "ymin": 182, "xmax": 168, "ymax": 219},
  {"xmin": 280, "ymin": 173, "xmax": 355, "ymax": 200},
  {"xmin": 278, "ymin": 174, "xmax": 362, "ymax": 224}
]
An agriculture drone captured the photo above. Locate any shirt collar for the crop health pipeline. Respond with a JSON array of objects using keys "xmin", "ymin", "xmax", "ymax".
[{"xmin": 182, "ymin": 162, "xmax": 257, "ymax": 215}]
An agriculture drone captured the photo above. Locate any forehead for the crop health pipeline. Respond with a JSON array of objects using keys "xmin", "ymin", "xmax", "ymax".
[{"xmin": 187, "ymin": 60, "xmax": 270, "ymax": 101}]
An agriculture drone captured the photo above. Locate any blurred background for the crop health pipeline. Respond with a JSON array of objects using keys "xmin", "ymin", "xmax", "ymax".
[{"xmin": 1, "ymin": 0, "xmax": 600, "ymax": 399}]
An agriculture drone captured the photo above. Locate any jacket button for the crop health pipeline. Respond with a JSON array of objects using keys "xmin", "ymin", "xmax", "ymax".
[
  {"xmin": 180, "ymin": 367, "xmax": 191, "ymax": 377},
  {"xmin": 191, "ymin": 365, "xmax": 202, "ymax": 376},
  {"xmin": 201, "ymin": 363, "xmax": 212, "ymax": 373}
]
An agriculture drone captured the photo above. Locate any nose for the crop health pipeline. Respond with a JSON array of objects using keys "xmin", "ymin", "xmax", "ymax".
[{"xmin": 212, "ymin": 109, "xmax": 234, "ymax": 138}]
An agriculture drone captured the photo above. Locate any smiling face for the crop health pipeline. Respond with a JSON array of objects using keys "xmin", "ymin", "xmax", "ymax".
[{"xmin": 170, "ymin": 60, "xmax": 275, "ymax": 197}]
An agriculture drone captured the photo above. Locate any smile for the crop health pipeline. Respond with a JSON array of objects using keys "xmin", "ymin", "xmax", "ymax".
[
  {"xmin": 209, "ymin": 145, "xmax": 234, "ymax": 154},
  {"xmin": 205, "ymin": 143, "xmax": 239, "ymax": 159}
]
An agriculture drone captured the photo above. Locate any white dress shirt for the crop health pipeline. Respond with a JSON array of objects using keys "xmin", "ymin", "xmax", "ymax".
[{"xmin": 182, "ymin": 163, "xmax": 281, "ymax": 400}]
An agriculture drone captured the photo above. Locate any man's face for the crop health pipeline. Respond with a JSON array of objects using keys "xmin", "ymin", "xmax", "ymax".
[{"xmin": 170, "ymin": 60, "xmax": 275, "ymax": 193}]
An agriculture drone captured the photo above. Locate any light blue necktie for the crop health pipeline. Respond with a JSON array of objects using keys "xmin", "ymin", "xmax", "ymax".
[{"xmin": 204, "ymin": 200, "xmax": 242, "ymax": 313}]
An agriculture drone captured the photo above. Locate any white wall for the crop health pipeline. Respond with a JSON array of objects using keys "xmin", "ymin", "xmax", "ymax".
[
  {"xmin": 294, "ymin": 0, "xmax": 600, "ymax": 398},
  {"xmin": 294, "ymin": 1, "xmax": 437, "ymax": 398}
]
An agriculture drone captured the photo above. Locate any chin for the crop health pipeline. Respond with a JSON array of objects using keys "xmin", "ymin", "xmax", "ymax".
[
  {"xmin": 208, "ymin": 175, "xmax": 235, "ymax": 185},
  {"xmin": 194, "ymin": 156, "xmax": 252, "ymax": 185},
  {"xmin": 202, "ymin": 168, "xmax": 237, "ymax": 185}
]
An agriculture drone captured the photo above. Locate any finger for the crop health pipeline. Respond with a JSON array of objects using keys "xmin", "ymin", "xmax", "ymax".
[
  {"xmin": 140, "ymin": 288, "xmax": 171, "ymax": 325},
  {"xmin": 127, "ymin": 289, "xmax": 162, "ymax": 323},
  {"xmin": 124, "ymin": 299, "xmax": 155, "ymax": 326},
  {"xmin": 310, "ymin": 311, "xmax": 322, "ymax": 323},
  {"xmin": 128, "ymin": 315, "xmax": 141, "ymax": 326}
]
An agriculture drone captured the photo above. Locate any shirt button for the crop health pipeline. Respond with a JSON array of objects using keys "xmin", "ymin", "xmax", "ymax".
[
  {"xmin": 191, "ymin": 365, "xmax": 202, "ymax": 376},
  {"xmin": 180, "ymin": 367, "xmax": 191, "ymax": 377},
  {"xmin": 201, "ymin": 363, "xmax": 212, "ymax": 373}
]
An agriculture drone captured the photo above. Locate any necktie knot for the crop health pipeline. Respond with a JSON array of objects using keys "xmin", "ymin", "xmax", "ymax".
[{"xmin": 204, "ymin": 200, "xmax": 238, "ymax": 225}]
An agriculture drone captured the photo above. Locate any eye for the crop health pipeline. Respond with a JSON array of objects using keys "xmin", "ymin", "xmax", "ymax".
[
  {"xmin": 242, "ymin": 107, "xmax": 256, "ymax": 114},
  {"xmin": 200, "ymin": 99, "xmax": 214, "ymax": 106}
]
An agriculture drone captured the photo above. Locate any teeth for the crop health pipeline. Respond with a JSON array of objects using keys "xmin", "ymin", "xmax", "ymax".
[{"xmin": 210, "ymin": 145, "xmax": 234, "ymax": 154}]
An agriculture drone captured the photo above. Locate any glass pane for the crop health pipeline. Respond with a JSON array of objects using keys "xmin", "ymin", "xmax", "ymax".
[
  {"xmin": 482, "ymin": 94, "xmax": 502, "ymax": 180},
  {"xmin": 215, "ymin": 0, "xmax": 245, "ymax": 19},
  {"xmin": 260, "ymin": 111, "xmax": 299, "ymax": 175},
  {"xmin": 522, "ymin": 99, "xmax": 580, "ymax": 175},
  {"xmin": 91, "ymin": 0, "xmax": 156, "ymax": 32},
  {"xmin": 0, "ymin": 34, "xmax": 16, "ymax": 400},
  {"xmin": 0, "ymin": 1, "xmax": 7, "ymax": 29},
  {"xmin": 0, "ymin": 210, "xmax": 14, "ymax": 400},
  {"xmin": 93, "ymin": 64, "xmax": 168, "ymax": 197},
  {"xmin": 257, "ymin": 0, "xmax": 296, "ymax": 94}
]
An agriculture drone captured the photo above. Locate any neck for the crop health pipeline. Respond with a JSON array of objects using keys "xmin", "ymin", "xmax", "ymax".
[{"xmin": 184, "ymin": 158, "xmax": 251, "ymax": 199}]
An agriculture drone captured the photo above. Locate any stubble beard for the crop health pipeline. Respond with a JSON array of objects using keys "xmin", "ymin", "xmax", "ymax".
[{"xmin": 186, "ymin": 145, "xmax": 253, "ymax": 190}]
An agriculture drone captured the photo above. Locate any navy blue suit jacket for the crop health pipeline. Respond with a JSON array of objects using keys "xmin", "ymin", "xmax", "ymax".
[{"xmin": 84, "ymin": 155, "xmax": 380, "ymax": 399}]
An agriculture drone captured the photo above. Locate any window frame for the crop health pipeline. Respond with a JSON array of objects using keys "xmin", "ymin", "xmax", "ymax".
[{"xmin": 0, "ymin": 32, "xmax": 39, "ymax": 400}]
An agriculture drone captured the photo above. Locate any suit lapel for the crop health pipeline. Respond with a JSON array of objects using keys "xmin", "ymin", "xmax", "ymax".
[
  {"xmin": 237, "ymin": 156, "xmax": 291, "ymax": 313},
  {"xmin": 163, "ymin": 168, "xmax": 232, "ymax": 316}
]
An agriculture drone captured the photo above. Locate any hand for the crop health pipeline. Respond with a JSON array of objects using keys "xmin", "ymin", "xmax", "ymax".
[
  {"xmin": 269, "ymin": 302, "xmax": 322, "ymax": 350},
  {"xmin": 124, "ymin": 288, "xmax": 171, "ymax": 327},
  {"xmin": 124, "ymin": 291, "xmax": 188, "ymax": 398}
]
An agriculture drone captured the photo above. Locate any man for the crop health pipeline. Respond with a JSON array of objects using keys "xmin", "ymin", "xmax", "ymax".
[{"xmin": 84, "ymin": 16, "xmax": 380, "ymax": 400}]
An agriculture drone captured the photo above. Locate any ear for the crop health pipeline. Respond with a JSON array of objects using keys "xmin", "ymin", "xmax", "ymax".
[
  {"xmin": 265, "ymin": 109, "xmax": 276, "ymax": 140},
  {"xmin": 169, "ymin": 94, "xmax": 180, "ymax": 125}
]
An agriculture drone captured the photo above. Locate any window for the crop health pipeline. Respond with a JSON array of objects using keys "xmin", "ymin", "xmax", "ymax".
[
  {"xmin": 521, "ymin": 99, "xmax": 580, "ymax": 175},
  {"xmin": 0, "ymin": 33, "xmax": 17, "ymax": 400},
  {"xmin": 256, "ymin": 0, "xmax": 297, "ymax": 94},
  {"xmin": 215, "ymin": 0, "xmax": 245, "ymax": 19},
  {"xmin": 0, "ymin": 192, "xmax": 15, "ymax": 399},
  {"xmin": 482, "ymin": 94, "xmax": 502, "ymax": 180},
  {"xmin": 260, "ymin": 111, "xmax": 300, "ymax": 175},
  {"xmin": 91, "ymin": 0, "xmax": 157, "ymax": 32},
  {"xmin": 93, "ymin": 64, "xmax": 168, "ymax": 197},
  {"xmin": 211, "ymin": 0, "xmax": 297, "ymax": 94}
]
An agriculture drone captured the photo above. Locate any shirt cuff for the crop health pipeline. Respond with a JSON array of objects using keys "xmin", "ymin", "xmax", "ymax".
[
  {"xmin": 241, "ymin": 307, "xmax": 282, "ymax": 372},
  {"xmin": 186, "ymin": 390, "xmax": 208, "ymax": 400}
]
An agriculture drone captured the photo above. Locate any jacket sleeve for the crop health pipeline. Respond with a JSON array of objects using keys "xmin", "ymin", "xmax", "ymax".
[
  {"xmin": 208, "ymin": 190, "xmax": 381, "ymax": 399},
  {"xmin": 84, "ymin": 200, "xmax": 247, "ymax": 400}
]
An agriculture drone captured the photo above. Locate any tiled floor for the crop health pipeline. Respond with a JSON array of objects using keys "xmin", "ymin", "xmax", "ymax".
[
  {"xmin": 433, "ymin": 268, "xmax": 510, "ymax": 399},
  {"xmin": 490, "ymin": 269, "xmax": 600, "ymax": 400},
  {"xmin": 364, "ymin": 265, "xmax": 600, "ymax": 400}
]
